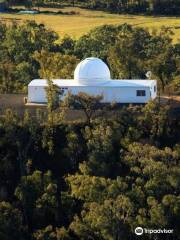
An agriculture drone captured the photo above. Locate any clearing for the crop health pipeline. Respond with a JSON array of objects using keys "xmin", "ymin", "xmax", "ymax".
[{"xmin": 0, "ymin": 7, "xmax": 180, "ymax": 42}]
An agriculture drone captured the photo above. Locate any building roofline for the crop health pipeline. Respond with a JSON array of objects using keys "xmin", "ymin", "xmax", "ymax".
[{"xmin": 28, "ymin": 79, "xmax": 156, "ymax": 88}]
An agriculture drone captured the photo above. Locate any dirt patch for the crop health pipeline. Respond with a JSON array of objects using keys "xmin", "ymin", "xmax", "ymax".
[
  {"xmin": 0, "ymin": 94, "xmax": 179, "ymax": 120},
  {"xmin": 0, "ymin": 94, "xmax": 45, "ymax": 116},
  {"xmin": 160, "ymin": 95, "xmax": 180, "ymax": 108}
]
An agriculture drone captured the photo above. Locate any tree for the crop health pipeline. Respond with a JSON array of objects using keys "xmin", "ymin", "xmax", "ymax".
[
  {"xmin": 0, "ymin": 201, "xmax": 29, "ymax": 240},
  {"xmin": 66, "ymin": 174, "xmax": 128, "ymax": 203},
  {"xmin": 74, "ymin": 24, "xmax": 123, "ymax": 61},
  {"xmin": 33, "ymin": 225, "xmax": 72, "ymax": 240},
  {"xmin": 108, "ymin": 24, "xmax": 151, "ymax": 79},
  {"xmin": 168, "ymin": 76, "xmax": 180, "ymax": 95},
  {"xmin": 108, "ymin": 25, "xmax": 177, "ymax": 91},
  {"xmin": 32, "ymin": 0, "xmax": 44, "ymax": 11},
  {"xmin": 59, "ymin": 35, "xmax": 75, "ymax": 55},
  {"xmin": 70, "ymin": 195, "xmax": 134, "ymax": 240},
  {"xmin": 66, "ymin": 140, "xmax": 180, "ymax": 239},
  {"xmin": 81, "ymin": 122, "xmax": 122, "ymax": 177},
  {"xmin": 67, "ymin": 172, "xmax": 132, "ymax": 239},
  {"xmin": 34, "ymin": 49, "xmax": 78, "ymax": 79},
  {"xmin": 147, "ymin": 28, "xmax": 177, "ymax": 90},
  {"xmin": 0, "ymin": 21, "xmax": 58, "ymax": 93},
  {"xmin": 0, "ymin": 60, "xmax": 15, "ymax": 93},
  {"xmin": 42, "ymin": 79, "xmax": 63, "ymax": 155},
  {"xmin": 15, "ymin": 170, "xmax": 59, "ymax": 230},
  {"xmin": 140, "ymin": 100, "xmax": 173, "ymax": 145},
  {"xmin": 61, "ymin": 92, "xmax": 103, "ymax": 124},
  {"xmin": 46, "ymin": 79, "xmax": 62, "ymax": 113}
]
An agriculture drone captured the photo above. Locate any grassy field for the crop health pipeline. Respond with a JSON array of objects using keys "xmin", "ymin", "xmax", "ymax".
[{"xmin": 0, "ymin": 7, "xmax": 180, "ymax": 42}]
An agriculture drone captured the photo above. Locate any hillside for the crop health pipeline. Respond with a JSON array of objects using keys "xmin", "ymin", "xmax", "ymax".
[{"xmin": 0, "ymin": 7, "xmax": 180, "ymax": 42}]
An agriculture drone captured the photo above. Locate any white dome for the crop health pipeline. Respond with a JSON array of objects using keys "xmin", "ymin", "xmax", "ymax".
[{"xmin": 74, "ymin": 57, "xmax": 111, "ymax": 85}]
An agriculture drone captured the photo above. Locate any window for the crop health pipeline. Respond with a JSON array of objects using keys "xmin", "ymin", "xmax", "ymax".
[
  {"xmin": 136, "ymin": 90, "xmax": 146, "ymax": 96},
  {"xmin": 60, "ymin": 87, "xmax": 68, "ymax": 90},
  {"xmin": 154, "ymin": 86, "xmax": 156, "ymax": 92}
]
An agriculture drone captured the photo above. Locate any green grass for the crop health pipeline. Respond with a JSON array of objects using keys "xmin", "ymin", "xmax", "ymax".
[{"xmin": 0, "ymin": 7, "xmax": 180, "ymax": 42}]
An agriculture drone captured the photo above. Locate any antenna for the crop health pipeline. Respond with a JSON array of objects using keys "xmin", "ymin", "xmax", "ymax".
[{"xmin": 145, "ymin": 71, "xmax": 152, "ymax": 79}]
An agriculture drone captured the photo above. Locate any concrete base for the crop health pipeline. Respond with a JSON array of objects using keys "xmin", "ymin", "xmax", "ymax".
[{"xmin": 25, "ymin": 102, "xmax": 47, "ymax": 106}]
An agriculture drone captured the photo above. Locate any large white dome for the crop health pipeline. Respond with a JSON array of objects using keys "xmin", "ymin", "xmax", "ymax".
[{"xmin": 74, "ymin": 57, "xmax": 111, "ymax": 85}]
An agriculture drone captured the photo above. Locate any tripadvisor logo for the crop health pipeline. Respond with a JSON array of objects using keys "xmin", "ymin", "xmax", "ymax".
[
  {"xmin": 135, "ymin": 227, "xmax": 173, "ymax": 235},
  {"xmin": 135, "ymin": 227, "xmax": 143, "ymax": 235}
]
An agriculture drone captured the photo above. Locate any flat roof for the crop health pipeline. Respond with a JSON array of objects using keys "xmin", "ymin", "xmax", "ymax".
[{"xmin": 28, "ymin": 79, "xmax": 156, "ymax": 88}]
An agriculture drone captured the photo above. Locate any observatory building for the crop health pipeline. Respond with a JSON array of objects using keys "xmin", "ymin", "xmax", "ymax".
[{"xmin": 28, "ymin": 57, "xmax": 157, "ymax": 104}]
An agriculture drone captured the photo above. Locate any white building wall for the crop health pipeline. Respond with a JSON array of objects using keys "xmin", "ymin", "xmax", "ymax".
[
  {"xmin": 150, "ymin": 82, "xmax": 157, "ymax": 100},
  {"xmin": 68, "ymin": 86, "xmax": 151, "ymax": 103},
  {"xmin": 28, "ymin": 85, "xmax": 154, "ymax": 104},
  {"xmin": 28, "ymin": 86, "xmax": 47, "ymax": 103},
  {"xmin": 106, "ymin": 87, "xmax": 150, "ymax": 103}
]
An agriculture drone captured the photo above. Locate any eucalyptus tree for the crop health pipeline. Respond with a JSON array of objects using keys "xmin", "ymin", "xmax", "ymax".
[
  {"xmin": 34, "ymin": 49, "xmax": 78, "ymax": 79},
  {"xmin": 61, "ymin": 92, "xmax": 103, "ymax": 124}
]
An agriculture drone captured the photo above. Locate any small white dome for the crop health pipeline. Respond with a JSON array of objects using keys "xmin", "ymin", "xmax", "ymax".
[{"xmin": 74, "ymin": 57, "xmax": 111, "ymax": 85}]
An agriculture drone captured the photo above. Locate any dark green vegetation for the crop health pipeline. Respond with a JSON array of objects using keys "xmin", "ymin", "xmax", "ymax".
[
  {"xmin": 0, "ymin": 21, "xmax": 179, "ymax": 93},
  {"xmin": 4, "ymin": 0, "xmax": 180, "ymax": 15},
  {"xmin": 0, "ymin": 92, "xmax": 180, "ymax": 239},
  {"xmin": 0, "ymin": 19, "xmax": 180, "ymax": 240}
]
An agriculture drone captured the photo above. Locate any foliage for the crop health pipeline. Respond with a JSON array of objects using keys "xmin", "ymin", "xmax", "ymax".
[
  {"xmin": 33, "ymin": 225, "xmax": 71, "ymax": 240},
  {"xmin": 67, "ymin": 142, "xmax": 180, "ymax": 239},
  {"xmin": 15, "ymin": 170, "xmax": 59, "ymax": 229},
  {"xmin": 168, "ymin": 76, "xmax": 180, "ymax": 95},
  {"xmin": 74, "ymin": 25, "xmax": 123, "ymax": 61},
  {"xmin": 0, "ymin": 21, "xmax": 179, "ymax": 93},
  {"xmin": 34, "ymin": 49, "xmax": 78, "ymax": 79},
  {"xmin": 61, "ymin": 92, "xmax": 103, "ymax": 124},
  {"xmin": 0, "ymin": 15, "xmax": 180, "ymax": 240},
  {"xmin": 0, "ymin": 98, "xmax": 179, "ymax": 239},
  {"xmin": 10, "ymin": 0, "xmax": 180, "ymax": 15},
  {"xmin": 108, "ymin": 25, "xmax": 178, "ymax": 89},
  {"xmin": 0, "ymin": 21, "xmax": 58, "ymax": 93},
  {"xmin": 0, "ymin": 201, "xmax": 29, "ymax": 240}
]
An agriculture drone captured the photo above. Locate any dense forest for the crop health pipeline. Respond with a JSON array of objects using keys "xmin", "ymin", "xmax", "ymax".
[
  {"xmin": 0, "ymin": 84, "xmax": 180, "ymax": 239},
  {"xmin": 0, "ymin": 19, "xmax": 180, "ymax": 239},
  {"xmin": 4, "ymin": 0, "xmax": 180, "ymax": 15}
]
